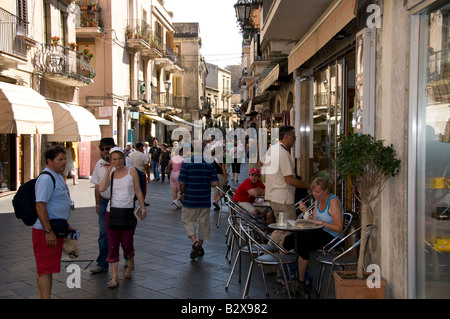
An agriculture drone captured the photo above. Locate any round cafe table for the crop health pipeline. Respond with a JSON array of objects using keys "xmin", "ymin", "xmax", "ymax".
[
  {"xmin": 269, "ymin": 220, "xmax": 323, "ymax": 297},
  {"xmin": 269, "ymin": 220, "xmax": 324, "ymax": 259}
]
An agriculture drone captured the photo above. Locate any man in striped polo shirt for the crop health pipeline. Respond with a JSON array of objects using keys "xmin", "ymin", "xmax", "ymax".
[{"xmin": 178, "ymin": 141, "xmax": 219, "ymax": 259}]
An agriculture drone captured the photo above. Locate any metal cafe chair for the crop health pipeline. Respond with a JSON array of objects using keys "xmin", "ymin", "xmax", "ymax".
[
  {"xmin": 314, "ymin": 211, "xmax": 354, "ymax": 297},
  {"xmin": 295, "ymin": 193, "xmax": 315, "ymax": 219},
  {"xmin": 316, "ymin": 224, "xmax": 374, "ymax": 299},
  {"xmin": 225, "ymin": 215, "xmax": 279, "ymax": 296},
  {"xmin": 224, "ymin": 196, "xmax": 265, "ymax": 262},
  {"xmin": 215, "ymin": 186, "xmax": 230, "ymax": 228},
  {"xmin": 239, "ymin": 217, "xmax": 297, "ymax": 299}
]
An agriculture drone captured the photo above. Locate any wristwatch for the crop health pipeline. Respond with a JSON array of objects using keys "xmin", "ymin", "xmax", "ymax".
[{"xmin": 44, "ymin": 229, "xmax": 51, "ymax": 235}]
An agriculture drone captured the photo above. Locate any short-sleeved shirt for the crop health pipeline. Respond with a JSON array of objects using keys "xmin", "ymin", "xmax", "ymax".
[
  {"xmin": 150, "ymin": 146, "xmax": 161, "ymax": 162},
  {"xmin": 129, "ymin": 151, "xmax": 148, "ymax": 172},
  {"xmin": 34, "ymin": 168, "xmax": 72, "ymax": 229},
  {"xmin": 91, "ymin": 159, "xmax": 115, "ymax": 199},
  {"xmin": 178, "ymin": 155, "xmax": 218, "ymax": 209},
  {"xmin": 263, "ymin": 142, "xmax": 296, "ymax": 204},
  {"xmin": 232, "ymin": 178, "xmax": 265, "ymax": 203}
]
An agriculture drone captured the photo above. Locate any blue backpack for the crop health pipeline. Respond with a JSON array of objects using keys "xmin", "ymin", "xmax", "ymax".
[{"xmin": 12, "ymin": 171, "xmax": 55, "ymax": 226}]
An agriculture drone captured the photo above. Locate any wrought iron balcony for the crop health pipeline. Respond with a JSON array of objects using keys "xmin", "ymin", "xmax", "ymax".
[
  {"xmin": 0, "ymin": 7, "xmax": 28, "ymax": 61},
  {"xmin": 34, "ymin": 43, "xmax": 95, "ymax": 86},
  {"xmin": 125, "ymin": 19, "xmax": 163, "ymax": 58}
]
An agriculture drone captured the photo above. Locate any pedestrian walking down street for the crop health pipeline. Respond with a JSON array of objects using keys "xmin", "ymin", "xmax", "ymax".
[
  {"xmin": 169, "ymin": 147, "xmax": 184, "ymax": 209},
  {"xmin": 63, "ymin": 142, "xmax": 78, "ymax": 185},
  {"xmin": 129, "ymin": 142, "xmax": 150, "ymax": 206},
  {"xmin": 33, "ymin": 146, "xmax": 73, "ymax": 299},
  {"xmin": 99, "ymin": 147, "xmax": 147, "ymax": 288},
  {"xmin": 178, "ymin": 141, "xmax": 218, "ymax": 259},
  {"xmin": 89, "ymin": 137, "xmax": 116, "ymax": 274},
  {"xmin": 212, "ymin": 146, "xmax": 228, "ymax": 211},
  {"xmin": 159, "ymin": 143, "xmax": 171, "ymax": 183},
  {"xmin": 230, "ymin": 139, "xmax": 245, "ymax": 183},
  {"xmin": 150, "ymin": 139, "xmax": 161, "ymax": 181}
]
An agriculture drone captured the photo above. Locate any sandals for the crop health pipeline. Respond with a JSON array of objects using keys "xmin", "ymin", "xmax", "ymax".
[
  {"xmin": 125, "ymin": 258, "xmax": 134, "ymax": 279},
  {"xmin": 108, "ymin": 278, "xmax": 119, "ymax": 288},
  {"xmin": 190, "ymin": 241, "xmax": 203, "ymax": 259}
]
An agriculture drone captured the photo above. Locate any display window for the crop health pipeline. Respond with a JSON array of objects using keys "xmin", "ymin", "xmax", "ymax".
[{"xmin": 413, "ymin": 1, "xmax": 450, "ymax": 298}]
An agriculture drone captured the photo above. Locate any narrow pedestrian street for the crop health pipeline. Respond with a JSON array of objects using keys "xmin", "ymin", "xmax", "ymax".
[{"xmin": 0, "ymin": 163, "xmax": 333, "ymax": 302}]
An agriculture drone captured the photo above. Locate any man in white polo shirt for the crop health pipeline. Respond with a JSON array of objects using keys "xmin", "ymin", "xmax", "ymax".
[{"xmin": 263, "ymin": 125, "xmax": 310, "ymax": 246}]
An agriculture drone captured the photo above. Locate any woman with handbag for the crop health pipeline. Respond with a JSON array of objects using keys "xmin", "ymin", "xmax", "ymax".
[{"xmin": 99, "ymin": 147, "xmax": 147, "ymax": 288}]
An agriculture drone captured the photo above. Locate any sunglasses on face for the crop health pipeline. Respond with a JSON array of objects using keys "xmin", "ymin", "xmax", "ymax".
[{"xmin": 99, "ymin": 146, "xmax": 112, "ymax": 151}]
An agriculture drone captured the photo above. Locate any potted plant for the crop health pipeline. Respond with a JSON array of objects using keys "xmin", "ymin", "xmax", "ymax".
[
  {"xmin": 68, "ymin": 42, "xmax": 77, "ymax": 50},
  {"xmin": 51, "ymin": 36, "xmax": 60, "ymax": 46},
  {"xmin": 125, "ymin": 25, "xmax": 134, "ymax": 39},
  {"xmin": 83, "ymin": 47, "xmax": 94, "ymax": 62},
  {"xmin": 333, "ymin": 133, "xmax": 401, "ymax": 298}
]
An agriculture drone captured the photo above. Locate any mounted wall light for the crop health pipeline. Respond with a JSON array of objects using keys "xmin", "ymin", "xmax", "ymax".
[{"xmin": 234, "ymin": 0, "xmax": 252, "ymax": 23}]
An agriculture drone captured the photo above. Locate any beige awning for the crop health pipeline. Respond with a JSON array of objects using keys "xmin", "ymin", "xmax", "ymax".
[
  {"xmin": 144, "ymin": 113, "xmax": 178, "ymax": 130},
  {"xmin": 288, "ymin": 0, "xmax": 357, "ymax": 74},
  {"xmin": 168, "ymin": 115, "xmax": 203, "ymax": 129},
  {"xmin": 0, "ymin": 81, "xmax": 54, "ymax": 134},
  {"xmin": 46, "ymin": 101, "xmax": 101, "ymax": 142}
]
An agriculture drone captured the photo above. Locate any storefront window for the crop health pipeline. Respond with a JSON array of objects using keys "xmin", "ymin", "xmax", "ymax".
[
  {"xmin": 415, "ymin": 2, "xmax": 450, "ymax": 298},
  {"xmin": 313, "ymin": 61, "xmax": 344, "ymax": 195},
  {"xmin": 0, "ymin": 134, "xmax": 12, "ymax": 191}
]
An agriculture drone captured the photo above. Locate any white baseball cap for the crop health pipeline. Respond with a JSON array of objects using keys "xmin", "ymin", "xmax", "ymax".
[{"xmin": 109, "ymin": 146, "xmax": 124, "ymax": 155}]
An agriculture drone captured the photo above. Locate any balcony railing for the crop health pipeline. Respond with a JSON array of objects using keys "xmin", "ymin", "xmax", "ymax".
[
  {"xmin": 34, "ymin": 43, "xmax": 95, "ymax": 86},
  {"xmin": 126, "ymin": 19, "xmax": 163, "ymax": 52},
  {"xmin": 164, "ymin": 44, "xmax": 179, "ymax": 63},
  {"xmin": 149, "ymin": 87, "xmax": 187, "ymax": 108},
  {"xmin": 428, "ymin": 47, "xmax": 450, "ymax": 82},
  {"xmin": 77, "ymin": 3, "xmax": 101, "ymax": 27},
  {"xmin": 0, "ymin": 8, "xmax": 27, "ymax": 59}
]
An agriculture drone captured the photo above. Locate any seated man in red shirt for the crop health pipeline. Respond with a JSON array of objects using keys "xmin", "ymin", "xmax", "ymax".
[{"xmin": 232, "ymin": 168, "xmax": 269, "ymax": 219}]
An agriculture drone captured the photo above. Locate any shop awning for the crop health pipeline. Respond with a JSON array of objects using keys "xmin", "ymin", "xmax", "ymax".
[
  {"xmin": 0, "ymin": 81, "xmax": 54, "ymax": 134},
  {"xmin": 46, "ymin": 102, "xmax": 101, "ymax": 142},
  {"xmin": 288, "ymin": 0, "xmax": 357, "ymax": 74},
  {"xmin": 144, "ymin": 113, "xmax": 178, "ymax": 130},
  {"xmin": 168, "ymin": 115, "xmax": 203, "ymax": 129}
]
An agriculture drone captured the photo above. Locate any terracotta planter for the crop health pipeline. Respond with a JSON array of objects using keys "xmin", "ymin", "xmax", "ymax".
[{"xmin": 333, "ymin": 270, "xmax": 386, "ymax": 299}]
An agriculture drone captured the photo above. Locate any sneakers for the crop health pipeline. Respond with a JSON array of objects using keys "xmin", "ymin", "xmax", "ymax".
[
  {"xmin": 90, "ymin": 265, "xmax": 108, "ymax": 273},
  {"xmin": 172, "ymin": 199, "xmax": 182, "ymax": 209}
]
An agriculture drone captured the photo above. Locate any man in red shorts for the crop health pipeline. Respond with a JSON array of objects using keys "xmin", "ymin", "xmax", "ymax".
[{"xmin": 33, "ymin": 146, "xmax": 73, "ymax": 298}]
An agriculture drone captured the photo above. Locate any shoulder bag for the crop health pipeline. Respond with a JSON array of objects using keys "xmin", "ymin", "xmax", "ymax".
[{"xmin": 108, "ymin": 171, "xmax": 135, "ymax": 230}]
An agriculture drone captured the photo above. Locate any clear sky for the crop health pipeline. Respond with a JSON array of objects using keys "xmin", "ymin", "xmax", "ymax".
[{"xmin": 165, "ymin": 0, "xmax": 243, "ymax": 68}]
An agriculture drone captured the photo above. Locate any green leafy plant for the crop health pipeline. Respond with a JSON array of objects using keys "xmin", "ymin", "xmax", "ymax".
[{"xmin": 334, "ymin": 133, "xmax": 401, "ymax": 279}]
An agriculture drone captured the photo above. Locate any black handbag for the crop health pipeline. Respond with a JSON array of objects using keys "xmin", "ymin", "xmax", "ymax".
[
  {"xmin": 108, "ymin": 171, "xmax": 135, "ymax": 230},
  {"xmin": 50, "ymin": 218, "xmax": 70, "ymax": 238}
]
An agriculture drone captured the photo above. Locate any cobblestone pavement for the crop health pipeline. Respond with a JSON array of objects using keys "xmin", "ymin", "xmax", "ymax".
[{"xmin": 0, "ymin": 163, "xmax": 334, "ymax": 305}]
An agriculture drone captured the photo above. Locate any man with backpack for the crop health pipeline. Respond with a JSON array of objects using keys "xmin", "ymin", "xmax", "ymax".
[{"xmin": 33, "ymin": 146, "xmax": 73, "ymax": 299}]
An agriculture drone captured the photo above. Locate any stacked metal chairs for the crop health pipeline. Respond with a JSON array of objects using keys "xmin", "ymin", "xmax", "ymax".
[
  {"xmin": 215, "ymin": 186, "xmax": 231, "ymax": 228},
  {"xmin": 224, "ymin": 192, "xmax": 266, "ymax": 262},
  {"xmin": 315, "ymin": 223, "xmax": 374, "ymax": 298}
]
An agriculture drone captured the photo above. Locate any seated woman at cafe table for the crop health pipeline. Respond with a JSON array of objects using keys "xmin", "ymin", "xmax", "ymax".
[
  {"xmin": 232, "ymin": 168, "xmax": 273, "ymax": 224},
  {"xmin": 283, "ymin": 177, "xmax": 343, "ymax": 284}
]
